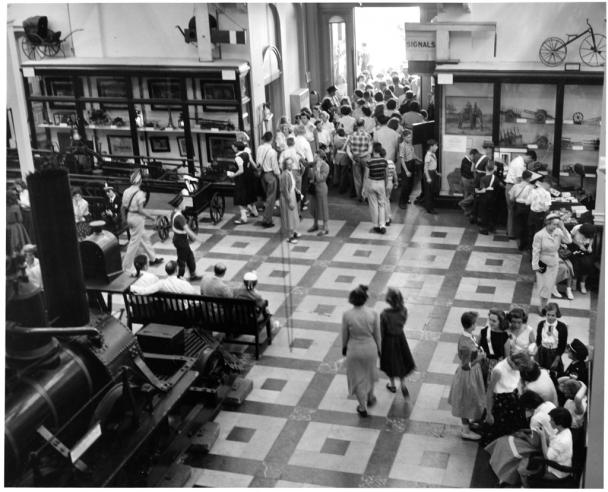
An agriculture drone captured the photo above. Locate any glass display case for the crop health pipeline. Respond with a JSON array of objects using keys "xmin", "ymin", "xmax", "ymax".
[
  {"xmin": 499, "ymin": 83, "xmax": 556, "ymax": 170},
  {"xmin": 560, "ymin": 84, "xmax": 602, "ymax": 190},
  {"xmin": 434, "ymin": 66, "xmax": 603, "ymax": 197},
  {"xmin": 440, "ymin": 82, "xmax": 494, "ymax": 196},
  {"xmin": 22, "ymin": 60, "xmax": 253, "ymax": 187}
]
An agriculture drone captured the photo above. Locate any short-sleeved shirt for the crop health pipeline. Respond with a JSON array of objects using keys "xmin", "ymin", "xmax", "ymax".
[
  {"xmin": 424, "ymin": 151, "xmax": 437, "ymax": 172},
  {"xmin": 122, "ymin": 185, "xmax": 146, "ymax": 213},
  {"xmin": 367, "ymin": 157, "xmax": 387, "ymax": 181},
  {"xmin": 546, "ymin": 429, "xmax": 573, "ymax": 478},
  {"xmin": 349, "ymin": 129, "xmax": 371, "ymax": 157}
]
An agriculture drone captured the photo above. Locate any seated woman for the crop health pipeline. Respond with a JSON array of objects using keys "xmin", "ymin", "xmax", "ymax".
[
  {"xmin": 518, "ymin": 407, "xmax": 573, "ymax": 486},
  {"xmin": 131, "ymin": 255, "xmax": 159, "ymax": 290},
  {"xmin": 520, "ymin": 361, "xmax": 558, "ymax": 406},
  {"xmin": 485, "ymin": 390, "xmax": 556, "ymax": 487}
]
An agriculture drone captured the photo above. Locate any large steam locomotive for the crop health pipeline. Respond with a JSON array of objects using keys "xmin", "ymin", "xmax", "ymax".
[{"xmin": 5, "ymin": 168, "xmax": 239, "ymax": 487}]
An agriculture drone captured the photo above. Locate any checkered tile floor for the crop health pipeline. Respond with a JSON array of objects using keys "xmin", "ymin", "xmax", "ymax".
[{"xmin": 120, "ymin": 192, "xmax": 597, "ymax": 488}]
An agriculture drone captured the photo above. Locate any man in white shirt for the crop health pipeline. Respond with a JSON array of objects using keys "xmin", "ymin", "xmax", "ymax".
[
  {"xmin": 257, "ymin": 131, "xmax": 280, "ymax": 227},
  {"xmin": 526, "ymin": 178, "xmax": 552, "ymax": 247},
  {"xmin": 505, "ymin": 149, "xmax": 536, "ymax": 238},
  {"xmin": 294, "ymin": 125, "xmax": 314, "ymax": 209},
  {"xmin": 373, "ymin": 115, "xmax": 399, "ymax": 163},
  {"xmin": 131, "ymin": 260, "xmax": 198, "ymax": 295},
  {"xmin": 200, "ymin": 263, "xmax": 233, "ymax": 298}
]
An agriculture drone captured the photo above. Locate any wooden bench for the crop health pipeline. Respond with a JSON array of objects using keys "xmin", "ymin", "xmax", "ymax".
[{"xmin": 123, "ymin": 291, "xmax": 272, "ymax": 359}]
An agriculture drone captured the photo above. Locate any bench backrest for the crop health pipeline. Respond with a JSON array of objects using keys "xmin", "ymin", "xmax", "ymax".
[{"xmin": 123, "ymin": 291, "xmax": 260, "ymax": 336}]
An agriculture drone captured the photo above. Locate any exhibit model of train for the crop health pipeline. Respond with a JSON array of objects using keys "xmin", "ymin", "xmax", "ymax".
[{"xmin": 5, "ymin": 168, "xmax": 249, "ymax": 487}]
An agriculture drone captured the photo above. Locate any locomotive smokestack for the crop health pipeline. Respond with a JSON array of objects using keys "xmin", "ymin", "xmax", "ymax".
[{"xmin": 26, "ymin": 168, "xmax": 89, "ymax": 326}]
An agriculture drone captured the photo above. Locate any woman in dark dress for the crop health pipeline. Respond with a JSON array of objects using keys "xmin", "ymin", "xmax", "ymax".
[
  {"xmin": 228, "ymin": 141, "xmax": 257, "ymax": 225},
  {"xmin": 478, "ymin": 308, "xmax": 510, "ymax": 385},
  {"xmin": 380, "ymin": 288, "xmax": 415, "ymax": 397}
]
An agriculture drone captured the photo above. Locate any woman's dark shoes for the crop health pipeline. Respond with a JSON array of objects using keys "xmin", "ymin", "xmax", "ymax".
[
  {"xmin": 356, "ymin": 406, "xmax": 368, "ymax": 417},
  {"xmin": 317, "ymin": 229, "xmax": 329, "ymax": 236},
  {"xmin": 307, "ymin": 225, "xmax": 319, "ymax": 233},
  {"xmin": 385, "ymin": 219, "xmax": 391, "ymax": 226},
  {"xmin": 386, "ymin": 383, "xmax": 397, "ymax": 393},
  {"xmin": 367, "ymin": 396, "xmax": 377, "ymax": 407},
  {"xmin": 149, "ymin": 258, "xmax": 164, "ymax": 266}
]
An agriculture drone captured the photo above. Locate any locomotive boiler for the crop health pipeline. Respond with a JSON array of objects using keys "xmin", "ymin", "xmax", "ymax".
[{"xmin": 5, "ymin": 168, "xmax": 236, "ymax": 487}]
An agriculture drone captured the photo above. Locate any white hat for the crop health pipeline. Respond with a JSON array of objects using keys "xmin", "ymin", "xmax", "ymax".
[{"xmin": 243, "ymin": 271, "xmax": 258, "ymax": 282}]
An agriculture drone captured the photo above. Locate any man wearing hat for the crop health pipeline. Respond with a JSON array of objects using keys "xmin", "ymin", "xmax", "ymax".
[
  {"xmin": 234, "ymin": 271, "xmax": 270, "ymax": 322},
  {"xmin": 102, "ymin": 184, "xmax": 121, "ymax": 229},
  {"xmin": 169, "ymin": 192, "xmax": 201, "ymax": 281}
]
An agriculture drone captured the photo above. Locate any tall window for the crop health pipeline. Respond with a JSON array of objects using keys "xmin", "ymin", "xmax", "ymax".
[{"xmin": 329, "ymin": 16, "xmax": 348, "ymax": 97}]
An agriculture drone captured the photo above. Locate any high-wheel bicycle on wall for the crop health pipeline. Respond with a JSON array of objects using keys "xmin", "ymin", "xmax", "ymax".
[{"xmin": 539, "ymin": 19, "xmax": 606, "ymax": 67}]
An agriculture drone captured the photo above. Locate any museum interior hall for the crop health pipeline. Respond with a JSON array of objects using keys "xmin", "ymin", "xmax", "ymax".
[{"xmin": 4, "ymin": 1, "xmax": 605, "ymax": 488}]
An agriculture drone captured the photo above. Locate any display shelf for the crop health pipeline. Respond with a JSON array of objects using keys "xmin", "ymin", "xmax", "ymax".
[
  {"xmin": 87, "ymin": 125, "xmax": 132, "ymax": 132},
  {"xmin": 137, "ymin": 127, "xmax": 185, "ymax": 133}
]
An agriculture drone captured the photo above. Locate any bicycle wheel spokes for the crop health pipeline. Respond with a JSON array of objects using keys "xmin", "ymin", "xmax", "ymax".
[
  {"xmin": 539, "ymin": 37, "xmax": 567, "ymax": 66},
  {"xmin": 580, "ymin": 33, "xmax": 606, "ymax": 66}
]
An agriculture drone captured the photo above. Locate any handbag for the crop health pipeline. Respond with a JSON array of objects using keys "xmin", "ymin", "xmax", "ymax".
[{"xmin": 538, "ymin": 260, "xmax": 547, "ymax": 274}]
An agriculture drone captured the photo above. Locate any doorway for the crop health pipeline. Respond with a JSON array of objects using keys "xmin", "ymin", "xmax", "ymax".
[{"xmin": 353, "ymin": 6, "xmax": 420, "ymax": 77}]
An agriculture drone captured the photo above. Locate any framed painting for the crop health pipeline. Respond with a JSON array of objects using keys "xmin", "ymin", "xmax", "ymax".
[
  {"xmin": 107, "ymin": 135, "xmax": 134, "ymax": 156},
  {"xmin": 444, "ymin": 96, "xmax": 493, "ymax": 136},
  {"xmin": 97, "ymin": 78, "xmax": 129, "ymax": 109},
  {"xmin": 177, "ymin": 136, "xmax": 188, "ymax": 156},
  {"xmin": 201, "ymin": 81, "xmax": 238, "ymax": 111},
  {"xmin": 150, "ymin": 136, "xmax": 171, "ymax": 153},
  {"xmin": 206, "ymin": 134, "xmax": 237, "ymax": 162},
  {"xmin": 147, "ymin": 78, "xmax": 182, "ymax": 110},
  {"xmin": 45, "ymin": 77, "xmax": 76, "ymax": 109}
]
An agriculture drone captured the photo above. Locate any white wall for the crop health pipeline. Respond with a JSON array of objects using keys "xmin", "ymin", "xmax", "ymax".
[{"xmin": 435, "ymin": 2, "xmax": 606, "ymax": 63}]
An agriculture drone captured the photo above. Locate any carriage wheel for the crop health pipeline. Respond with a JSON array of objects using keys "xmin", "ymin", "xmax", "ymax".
[
  {"xmin": 21, "ymin": 37, "xmax": 37, "ymax": 60},
  {"xmin": 535, "ymin": 136, "xmax": 549, "ymax": 150},
  {"xmin": 36, "ymin": 43, "xmax": 62, "ymax": 59},
  {"xmin": 539, "ymin": 37, "xmax": 567, "ymax": 66},
  {"xmin": 534, "ymin": 110, "xmax": 547, "ymax": 124},
  {"xmin": 155, "ymin": 215, "xmax": 170, "ymax": 241},
  {"xmin": 579, "ymin": 33, "xmax": 606, "ymax": 67},
  {"xmin": 187, "ymin": 215, "xmax": 199, "ymax": 233},
  {"xmin": 209, "ymin": 193, "xmax": 225, "ymax": 224},
  {"xmin": 572, "ymin": 112, "xmax": 584, "ymax": 125}
]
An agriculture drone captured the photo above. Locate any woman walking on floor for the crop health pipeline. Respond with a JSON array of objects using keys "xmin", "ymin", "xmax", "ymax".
[
  {"xmin": 279, "ymin": 157, "xmax": 300, "ymax": 244},
  {"xmin": 380, "ymin": 288, "xmax": 415, "ymax": 397},
  {"xmin": 307, "ymin": 150, "xmax": 330, "ymax": 236},
  {"xmin": 342, "ymin": 285, "xmax": 381, "ymax": 417},
  {"xmin": 448, "ymin": 311, "xmax": 487, "ymax": 441},
  {"xmin": 121, "ymin": 170, "xmax": 163, "ymax": 273}
]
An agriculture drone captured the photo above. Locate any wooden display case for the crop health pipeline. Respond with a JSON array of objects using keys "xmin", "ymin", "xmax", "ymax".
[{"xmin": 21, "ymin": 58, "xmax": 253, "ymax": 186}]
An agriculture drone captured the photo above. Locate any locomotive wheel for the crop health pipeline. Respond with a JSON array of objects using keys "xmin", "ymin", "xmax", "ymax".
[
  {"xmin": 21, "ymin": 38, "xmax": 36, "ymax": 60},
  {"xmin": 209, "ymin": 193, "xmax": 225, "ymax": 224},
  {"xmin": 539, "ymin": 37, "xmax": 567, "ymax": 66},
  {"xmin": 155, "ymin": 215, "xmax": 170, "ymax": 241},
  {"xmin": 187, "ymin": 215, "xmax": 199, "ymax": 233},
  {"xmin": 573, "ymin": 112, "xmax": 584, "ymax": 125}
]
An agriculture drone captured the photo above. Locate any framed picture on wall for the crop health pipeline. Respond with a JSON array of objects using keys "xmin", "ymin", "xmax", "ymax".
[
  {"xmin": 444, "ymin": 96, "xmax": 493, "ymax": 136},
  {"xmin": 201, "ymin": 81, "xmax": 238, "ymax": 111},
  {"xmin": 177, "ymin": 137, "xmax": 188, "ymax": 156},
  {"xmin": 97, "ymin": 78, "xmax": 129, "ymax": 109},
  {"xmin": 45, "ymin": 78, "xmax": 76, "ymax": 109},
  {"xmin": 206, "ymin": 134, "xmax": 237, "ymax": 162},
  {"xmin": 147, "ymin": 79, "xmax": 182, "ymax": 110},
  {"xmin": 150, "ymin": 136, "xmax": 171, "ymax": 153},
  {"xmin": 107, "ymin": 135, "xmax": 134, "ymax": 156}
]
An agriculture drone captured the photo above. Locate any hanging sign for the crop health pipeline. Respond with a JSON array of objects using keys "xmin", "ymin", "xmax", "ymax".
[{"xmin": 405, "ymin": 30, "xmax": 437, "ymax": 61}]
